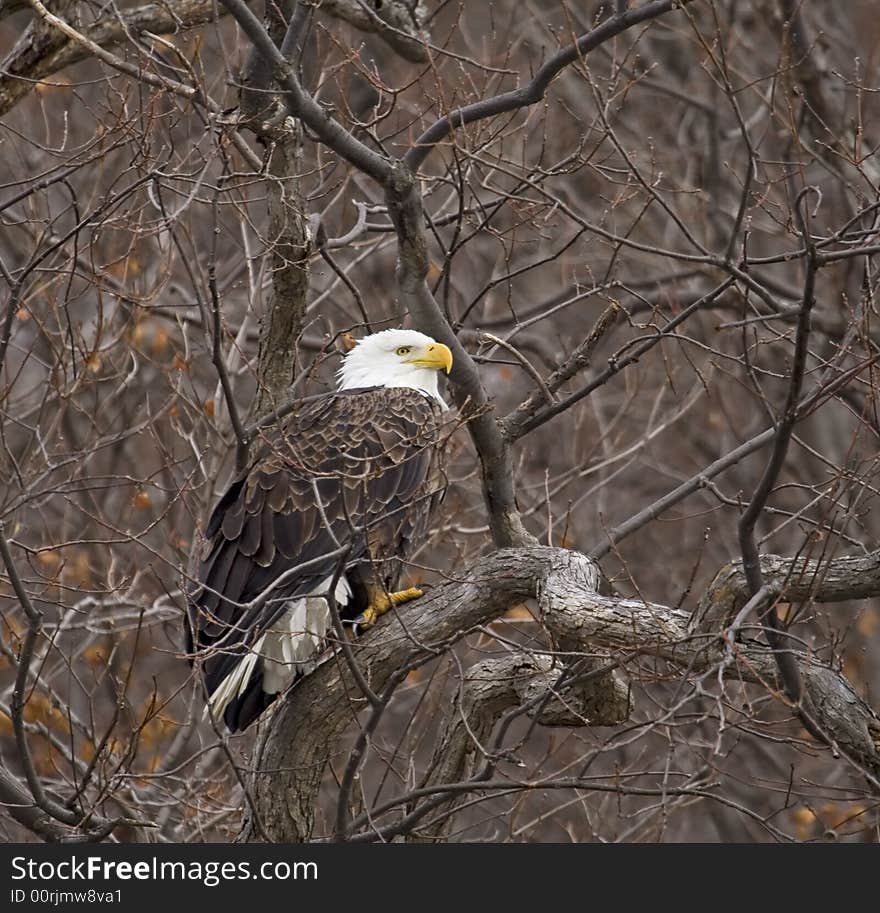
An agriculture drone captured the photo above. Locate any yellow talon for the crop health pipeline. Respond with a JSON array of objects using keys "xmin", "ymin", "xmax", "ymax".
[
  {"xmin": 354, "ymin": 586, "xmax": 424, "ymax": 629},
  {"xmin": 388, "ymin": 586, "xmax": 423, "ymax": 606}
]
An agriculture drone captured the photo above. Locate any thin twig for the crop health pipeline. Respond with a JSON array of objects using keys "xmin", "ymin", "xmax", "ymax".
[
  {"xmin": 736, "ymin": 186, "xmax": 820, "ymax": 711},
  {"xmin": 478, "ymin": 332, "xmax": 556, "ymax": 404},
  {"xmin": 404, "ymin": 0, "xmax": 696, "ymax": 172},
  {"xmin": 208, "ymin": 195, "xmax": 249, "ymax": 471},
  {"xmin": 0, "ymin": 522, "xmax": 123, "ymax": 837}
]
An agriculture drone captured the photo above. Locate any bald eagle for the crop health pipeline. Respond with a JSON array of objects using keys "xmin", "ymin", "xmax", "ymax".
[{"xmin": 187, "ymin": 330, "xmax": 453, "ymax": 732}]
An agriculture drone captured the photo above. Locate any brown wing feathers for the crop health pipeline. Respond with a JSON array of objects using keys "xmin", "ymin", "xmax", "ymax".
[{"xmin": 187, "ymin": 387, "xmax": 445, "ymax": 731}]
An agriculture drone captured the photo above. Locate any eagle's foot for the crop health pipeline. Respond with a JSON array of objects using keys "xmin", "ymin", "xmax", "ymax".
[{"xmin": 353, "ymin": 586, "xmax": 423, "ymax": 630}]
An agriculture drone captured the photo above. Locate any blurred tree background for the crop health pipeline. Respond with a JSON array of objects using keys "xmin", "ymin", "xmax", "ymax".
[{"xmin": 1, "ymin": 0, "xmax": 879, "ymax": 842}]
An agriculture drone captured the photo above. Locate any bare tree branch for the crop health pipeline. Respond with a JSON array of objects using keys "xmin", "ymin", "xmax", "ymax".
[
  {"xmin": 0, "ymin": 0, "xmax": 428, "ymax": 117},
  {"xmin": 5, "ymin": 0, "xmax": 880, "ymax": 845},
  {"xmin": 239, "ymin": 546, "xmax": 880, "ymax": 841},
  {"xmin": 404, "ymin": 0, "xmax": 697, "ymax": 173},
  {"xmin": 411, "ymin": 653, "xmax": 630, "ymax": 841},
  {"xmin": 736, "ymin": 186, "xmax": 819, "ymax": 711}
]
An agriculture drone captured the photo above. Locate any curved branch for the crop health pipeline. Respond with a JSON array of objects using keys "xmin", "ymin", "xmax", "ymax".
[
  {"xmin": 223, "ymin": 0, "xmax": 535, "ymax": 546},
  {"xmin": 0, "ymin": 0, "xmax": 428, "ymax": 118},
  {"xmin": 692, "ymin": 549, "xmax": 880, "ymax": 634},
  {"xmin": 412, "ymin": 653, "xmax": 630, "ymax": 841},
  {"xmin": 0, "ymin": 0, "xmax": 219, "ymax": 117},
  {"xmin": 316, "ymin": 0, "xmax": 429, "ymax": 63},
  {"xmin": 220, "ymin": 0, "xmax": 393, "ymax": 184},
  {"xmin": 736, "ymin": 188, "xmax": 819, "ymax": 709},
  {"xmin": 240, "ymin": 546, "xmax": 880, "ymax": 842},
  {"xmin": 404, "ymin": 0, "xmax": 696, "ymax": 173}
]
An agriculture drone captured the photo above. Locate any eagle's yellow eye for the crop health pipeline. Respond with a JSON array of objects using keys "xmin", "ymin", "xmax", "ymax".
[{"xmin": 396, "ymin": 346, "xmax": 412, "ymax": 356}]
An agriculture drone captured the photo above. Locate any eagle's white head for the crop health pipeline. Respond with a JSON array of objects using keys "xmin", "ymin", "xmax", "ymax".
[{"xmin": 337, "ymin": 329, "xmax": 453, "ymax": 407}]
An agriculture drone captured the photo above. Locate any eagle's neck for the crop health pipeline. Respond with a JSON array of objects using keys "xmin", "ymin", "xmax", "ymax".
[{"xmin": 337, "ymin": 365, "xmax": 448, "ymax": 409}]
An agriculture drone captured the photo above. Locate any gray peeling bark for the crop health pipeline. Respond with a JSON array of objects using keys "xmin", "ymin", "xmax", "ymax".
[
  {"xmin": 238, "ymin": 547, "xmax": 880, "ymax": 842},
  {"xmin": 239, "ymin": 548, "xmax": 549, "ymax": 842},
  {"xmin": 317, "ymin": 0, "xmax": 429, "ymax": 63},
  {"xmin": 692, "ymin": 549, "xmax": 880, "ymax": 633},
  {"xmin": 412, "ymin": 654, "xmax": 631, "ymax": 842},
  {"xmin": 218, "ymin": 0, "xmax": 880, "ymax": 841}
]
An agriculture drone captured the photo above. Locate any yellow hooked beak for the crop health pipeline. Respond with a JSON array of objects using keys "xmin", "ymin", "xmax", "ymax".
[{"xmin": 408, "ymin": 342, "xmax": 453, "ymax": 374}]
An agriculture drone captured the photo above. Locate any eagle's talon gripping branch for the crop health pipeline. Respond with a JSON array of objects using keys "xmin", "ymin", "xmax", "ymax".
[{"xmin": 354, "ymin": 585, "xmax": 424, "ymax": 629}]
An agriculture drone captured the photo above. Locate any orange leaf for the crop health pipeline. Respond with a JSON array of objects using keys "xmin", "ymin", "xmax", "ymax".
[{"xmin": 133, "ymin": 490, "xmax": 152, "ymax": 509}]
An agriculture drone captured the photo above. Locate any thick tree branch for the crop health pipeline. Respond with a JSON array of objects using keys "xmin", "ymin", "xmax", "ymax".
[
  {"xmin": 20, "ymin": 0, "xmax": 206, "ymax": 105},
  {"xmin": 692, "ymin": 549, "xmax": 880, "ymax": 633},
  {"xmin": 220, "ymin": 0, "xmax": 393, "ymax": 184},
  {"xmin": 316, "ymin": 0, "xmax": 429, "ymax": 63},
  {"xmin": 0, "ymin": 0, "xmax": 427, "ymax": 117},
  {"xmin": 411, "ymin": 653, "xmax": 630, "ymax": 841},
  {"xmin": 240, "ymin": 546, "xmax": 880, "ymax": 842},
  {"xmin": 0, "ymin": 0, "xmax": 219, "ymax": 116}
]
